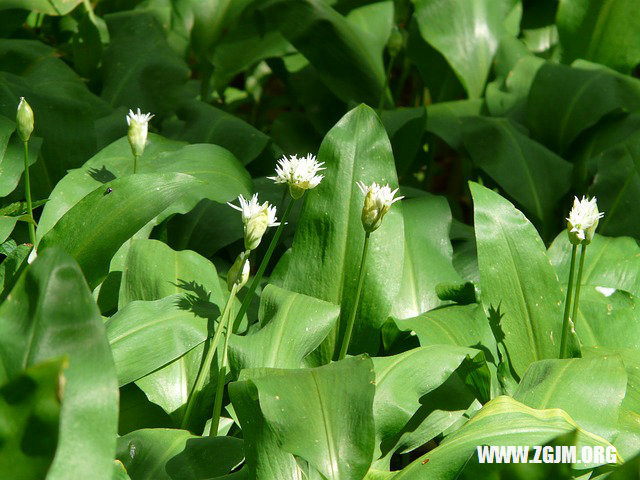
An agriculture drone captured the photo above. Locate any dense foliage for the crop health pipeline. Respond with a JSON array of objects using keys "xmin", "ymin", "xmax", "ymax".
[{"xmin": 1, "ymin": 0, "xmax": 640, "ymax": 479}]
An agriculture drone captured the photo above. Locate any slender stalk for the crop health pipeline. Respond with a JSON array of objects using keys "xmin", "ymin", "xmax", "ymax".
[
  {"xmin": 209, "ymin": 311, "xmax": 233, "ymax": 436},
  {"xmin": 133, "ymin": 153, "xmax": 140, "ymax": 174},
  {"xmin": 558, "ymin": 244, "xmax": 578, "ymax": 359},
  {"xmin": 570, "ymin": 243, "xmax": 588, "ymax": 330},
  {"xmin": 232, "ymin": 196, "xmax": 295, "ymax": 330},
  {"xmin": 337, "ymin": 232, "xmax": 371, "ymax": 360},
  {"xmin": 23, "ymin": 141, "xmax": 36, "ymax": 246},
  {"xmin": 180, "ymin": 283, "xmax": 238, "ymax": 431}
]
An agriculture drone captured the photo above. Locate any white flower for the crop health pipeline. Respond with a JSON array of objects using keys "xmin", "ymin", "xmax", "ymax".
[
  {"xmin": 566, "ymin": 196, "xmax": 604, "ymax": 245},
  {"xmin": 227, "ymin": 194, "xmax": 279, "ymax": 250},
  {"xmin": 126, "ymin": 108, "xmax": 153, "ymax": 157},
  {"xmin": 268, "ymin": 154, "xmax": 325, "ymax": 199},
  {"xmin": 356, "ymin": 181, "xmax": 403, "ymax": 233}
]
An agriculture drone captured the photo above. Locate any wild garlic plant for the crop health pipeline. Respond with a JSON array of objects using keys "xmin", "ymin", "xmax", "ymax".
[
  {"xmin": 337, "ymin": 181, "xmax": 403, "ymax": 360},
  {"xmin": 559, "ymin": 196, "xmax": 604, "ymax": 359},
  {"xmin": 126, "ymin": 108, "xmax": 153, "ymax": 173},
  {"xmin": 16, "ymin": 98, "xmax": 36, "ymax": 261}
]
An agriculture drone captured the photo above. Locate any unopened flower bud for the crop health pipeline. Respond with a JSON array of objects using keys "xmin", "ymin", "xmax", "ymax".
[
  {"xmin": 16, "ymin": 97, "xmax": 34, "ymax": 142},
  {"xmin": 227, "ymin": 194, "xmax": 279, "ymax": 250},
  {"xmin": 126, "ymin": 108, "xmax": 153, "ymax": 157},
  {"xmin": 566, "ymin": 196, "xmax": 604, "ymax": 245},
  {"xmin": 356, "ymin": 181, "xmax": 403, "ymax": 233},
  {"xmin": 387, "ymin": 26, "xmax": 405, "ymax": 58},
  {"xmin": 227, "ymin": 252, "xmax": 250, "ymax": 291}
]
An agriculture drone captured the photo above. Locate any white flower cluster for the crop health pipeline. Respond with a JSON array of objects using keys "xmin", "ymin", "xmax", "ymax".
[
  {"xmin": 566, "ymin": 196, "xmax": 604, "ymax": 245},
  {"xmin": 268, "ymin": 154, "xmax": 325, "ymax": 199},
  {"xmin": 356, "ymin": 181, "xmax": 403, "ymax": 233},
  {"xmin": 227, "ymin": 193, "xmax": 279, "ymax": 250}
]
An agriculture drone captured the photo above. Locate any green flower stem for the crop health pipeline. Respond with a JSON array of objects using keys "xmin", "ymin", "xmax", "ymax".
[
  {"xmin": 133, "ymin": 153, "xmax": 140, "ymax": 174},
  {"xmin": 232, "ymin": 196, "xmax": 295, "ymax": 330},
  {"xmin": 209, "ymin": 311, "xmax": 233, "ymax": 437},
  {"xmin": 23, "ymin": 141, "xmax": 36, "ymax": 246},
  {"xmin": 337, "ymin": 231, "xmax": 370, "ymax": 361},
  {"xmin": 180, "ymin": 283, "xmax": 239, "ymax": 431},
  {"xmin": 570, "ymin": 243, "xmax": 588, "ymax": 331},
  {"xmin": 558, "ymin": 244, "xmax": 578, "ymax": 359},
  {"xmin": 378, "ymin": 53, "xmax": 396, "ymax": 112}
]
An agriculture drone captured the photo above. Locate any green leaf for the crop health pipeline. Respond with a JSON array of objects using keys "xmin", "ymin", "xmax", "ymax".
[
  {"xmin": 425, "ymin": 99, "xmax": 483, "ymax": 150},
  {"xmin": 527, "ymin": 61, "xmax": 640, "ymax": 154},
  {"xmin": 462, "ymin": 117, "xmax": 572, "ymax": 226},
  {"xmin": 390, "ymin": 195, "xmax": 462, "ymax": 320},
  {"xmin": 557, "ymin": 0, "xmax": 640, "ymax": 74},
  {"xmin": 0, "ymin": 359, "xmax": 64, "ymax": 480},
  {"xmin": 176, "ymin": 99, "xmax": 271, "ymax": 166},
  {"xmin": 0, "ymin": 40, "xmax": 112, "ymax": 192},
  {"xmin": 101, "ymin": 12, "xmax": 190, "ymax": 116},
  {"xmin": 106, "ymin": 295, "xmax": 210, "ymax": 386},
  {"xmin": 0, "ymin": 0, "xmax": 82, "ymax": 15},
  {"xmin": 273, "ymin": 104, "xmax": 404, "ymax": 355},
  {"xmin": 228, "ymin": 284, "xmax": 340, "ymax": 375},
  {"xmin": 412, "ymin": 0, "xmax": 521, "ymax": 98},
  {"xmin": 38, "ymin": 172, "xmax": 200, "ymax": 289},
  {"xmin": 589, "ymin": 130, "xmax": 640, "ymax": 239},
  {"xmin": 373, "ymin": 346, "xmax": 487, "ymax": 459},
  {"xmin": 116, "ymin": 429, "xmax": 244, "ymax": 480},
  {"xmin": 380, "ymin": 108, "xmax": 427, "ymax": 177},
  {"xmin": 37, "ymin": 135, "xmax": 251, "ymax": 241},
  {"xmin": 259, "ymin": 0, "xmax": 387, "ymax": 105},
  {"xmin": 0, "ymin": 248, "xmax": 119, "ymax": 480},
  {"xmin": 119, "ymin": 239, "xmax": 225, "ymax": 308},
  {"xmin": 548, "ymin": 233, "xmax": 640, "ymax": 298},
  {"xmin": 394, "ymin": 396, "xmax": 618, "ymax": 479},
  {"xmin": 470, "ymin": 182, "xmax": 563, "ymax": 377},
  {"xmin": 232, "ymin": 356, "xmax": 376, "ymax": 480},
  {"xmin": 514, "ymin": 356, "xmax": 628, "ymax": 442}
]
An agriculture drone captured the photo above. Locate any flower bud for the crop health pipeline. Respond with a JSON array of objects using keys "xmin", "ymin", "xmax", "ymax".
[
  {"xmin": 227, "ymin": 252, "xmax": 250, "ymax": 291},
  {"xmin": 126, "ymin": 108, "xmax": 153, "ymax": 157},
  {"xmin": 566, "ymin": 196, "xmax": 604, "ymax": 245},
  {"xmin": 356, "ymin": 181, "xmax": 403, "ymax": 233},
  {"xmin": 227, "ymin": 194, "xmax": 279, "ymax": 251},
  {"xmin": 16, "ymin": 97, "xmax": 34, "ymax": 142},
  {"xmin": 387, "ymin": 26, "xmax": 405, "ymax": 58}
]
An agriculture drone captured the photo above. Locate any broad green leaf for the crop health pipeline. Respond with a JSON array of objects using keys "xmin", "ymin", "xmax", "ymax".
[
  {"xmin": 228, "ymin": 284, "xmax": 340, "ymax": 375},
  {"xmin": 462, "ymin": 116, "xmax": 572, "ymax": 226},
  {"xmin": 380, "ymin": 108, "xmax": 427, "ymax": 177},
  {"xmin": 394, "ymin": 396, "xmax": 618, "ymax": 479},
  {"xmin": 425, "ymin": 99, "xmax": 483, "ymax": 150},
  {"xmin": 390, "ymin": 195, "xmax": 462, "ymax": 320},
  {"xmin": 119, "ymin": 239, "xmax": 225, "ymax": 308},
  {"xmin": 0, "ymin": 0, "xmax": 82, "ymax": 15},
  {"xmin": 589, "ymin": 130, "xmax": 640, "ymax": 239},
  {"xmin": 557, "ymin": 0, "xmax": 640, "ymax": 74},
  {"xmin": 394, "ymin": 304, "xmax": 499, "ymax": 366},
  {"xmin": 259, "ymin": 0, "xmax": 387, "ymax": 105},
  {"xmin": 0, "ymin": 239, "xmax": 30, "ymax": 298},
  {"xmin": 548, "ymin": 233, "xmax": 640, "ymax": 298},
  {"xmin": 412, "ymin": 0, "xmax": 521, "ymax": 98},
  {"xmin": 232, "ymin": 356, "xmax": 376, "ymax": 480},
  {"xmin": 527, "ymin": 61, "xmax": 640, "ymax": 154},
  {"xmin": 38, "ymin": 173, "xmax": 200, "ymax": 289},
  {"xmin": 107, "ymin": 295, "xmax": 210, "ymax": 386},
  {"xmin": 116, "ymin": 429, "xmax": 244, "ymax": 480},
  {"xmin": 470, "ymin": 182, "xmax": 563, "ymax": 377},
  {"xmin": 101, "ymin": 12, "xmax": 190, "ymax": 116},
  {"xmin": 0, "ymin": 248, "xmax": 118, "ymax": 480},
  {"xmin": 176, "ymin": 99, "xmax": 271, "ymax": 166},
  {"xmin": 0, "ymin": 359, "xmax": 64, "ymax": 480},
  {"xmin": 514, "ymin": 357, "xmax": 628, "ymax": 442},
  {"xmin": 373, "ymin": 346, "xmax": 487, "ymax": 459},
  {"xmin": 229, "ymin": 379, "xmax": 302, "ymax": 479},
  {"xmin": 37, "ymin": 135, "xmax": 251, "ymax": 240},
  {"xmin": 273, "ymin": 104, "xmax": 404, "ymax": 355}
]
